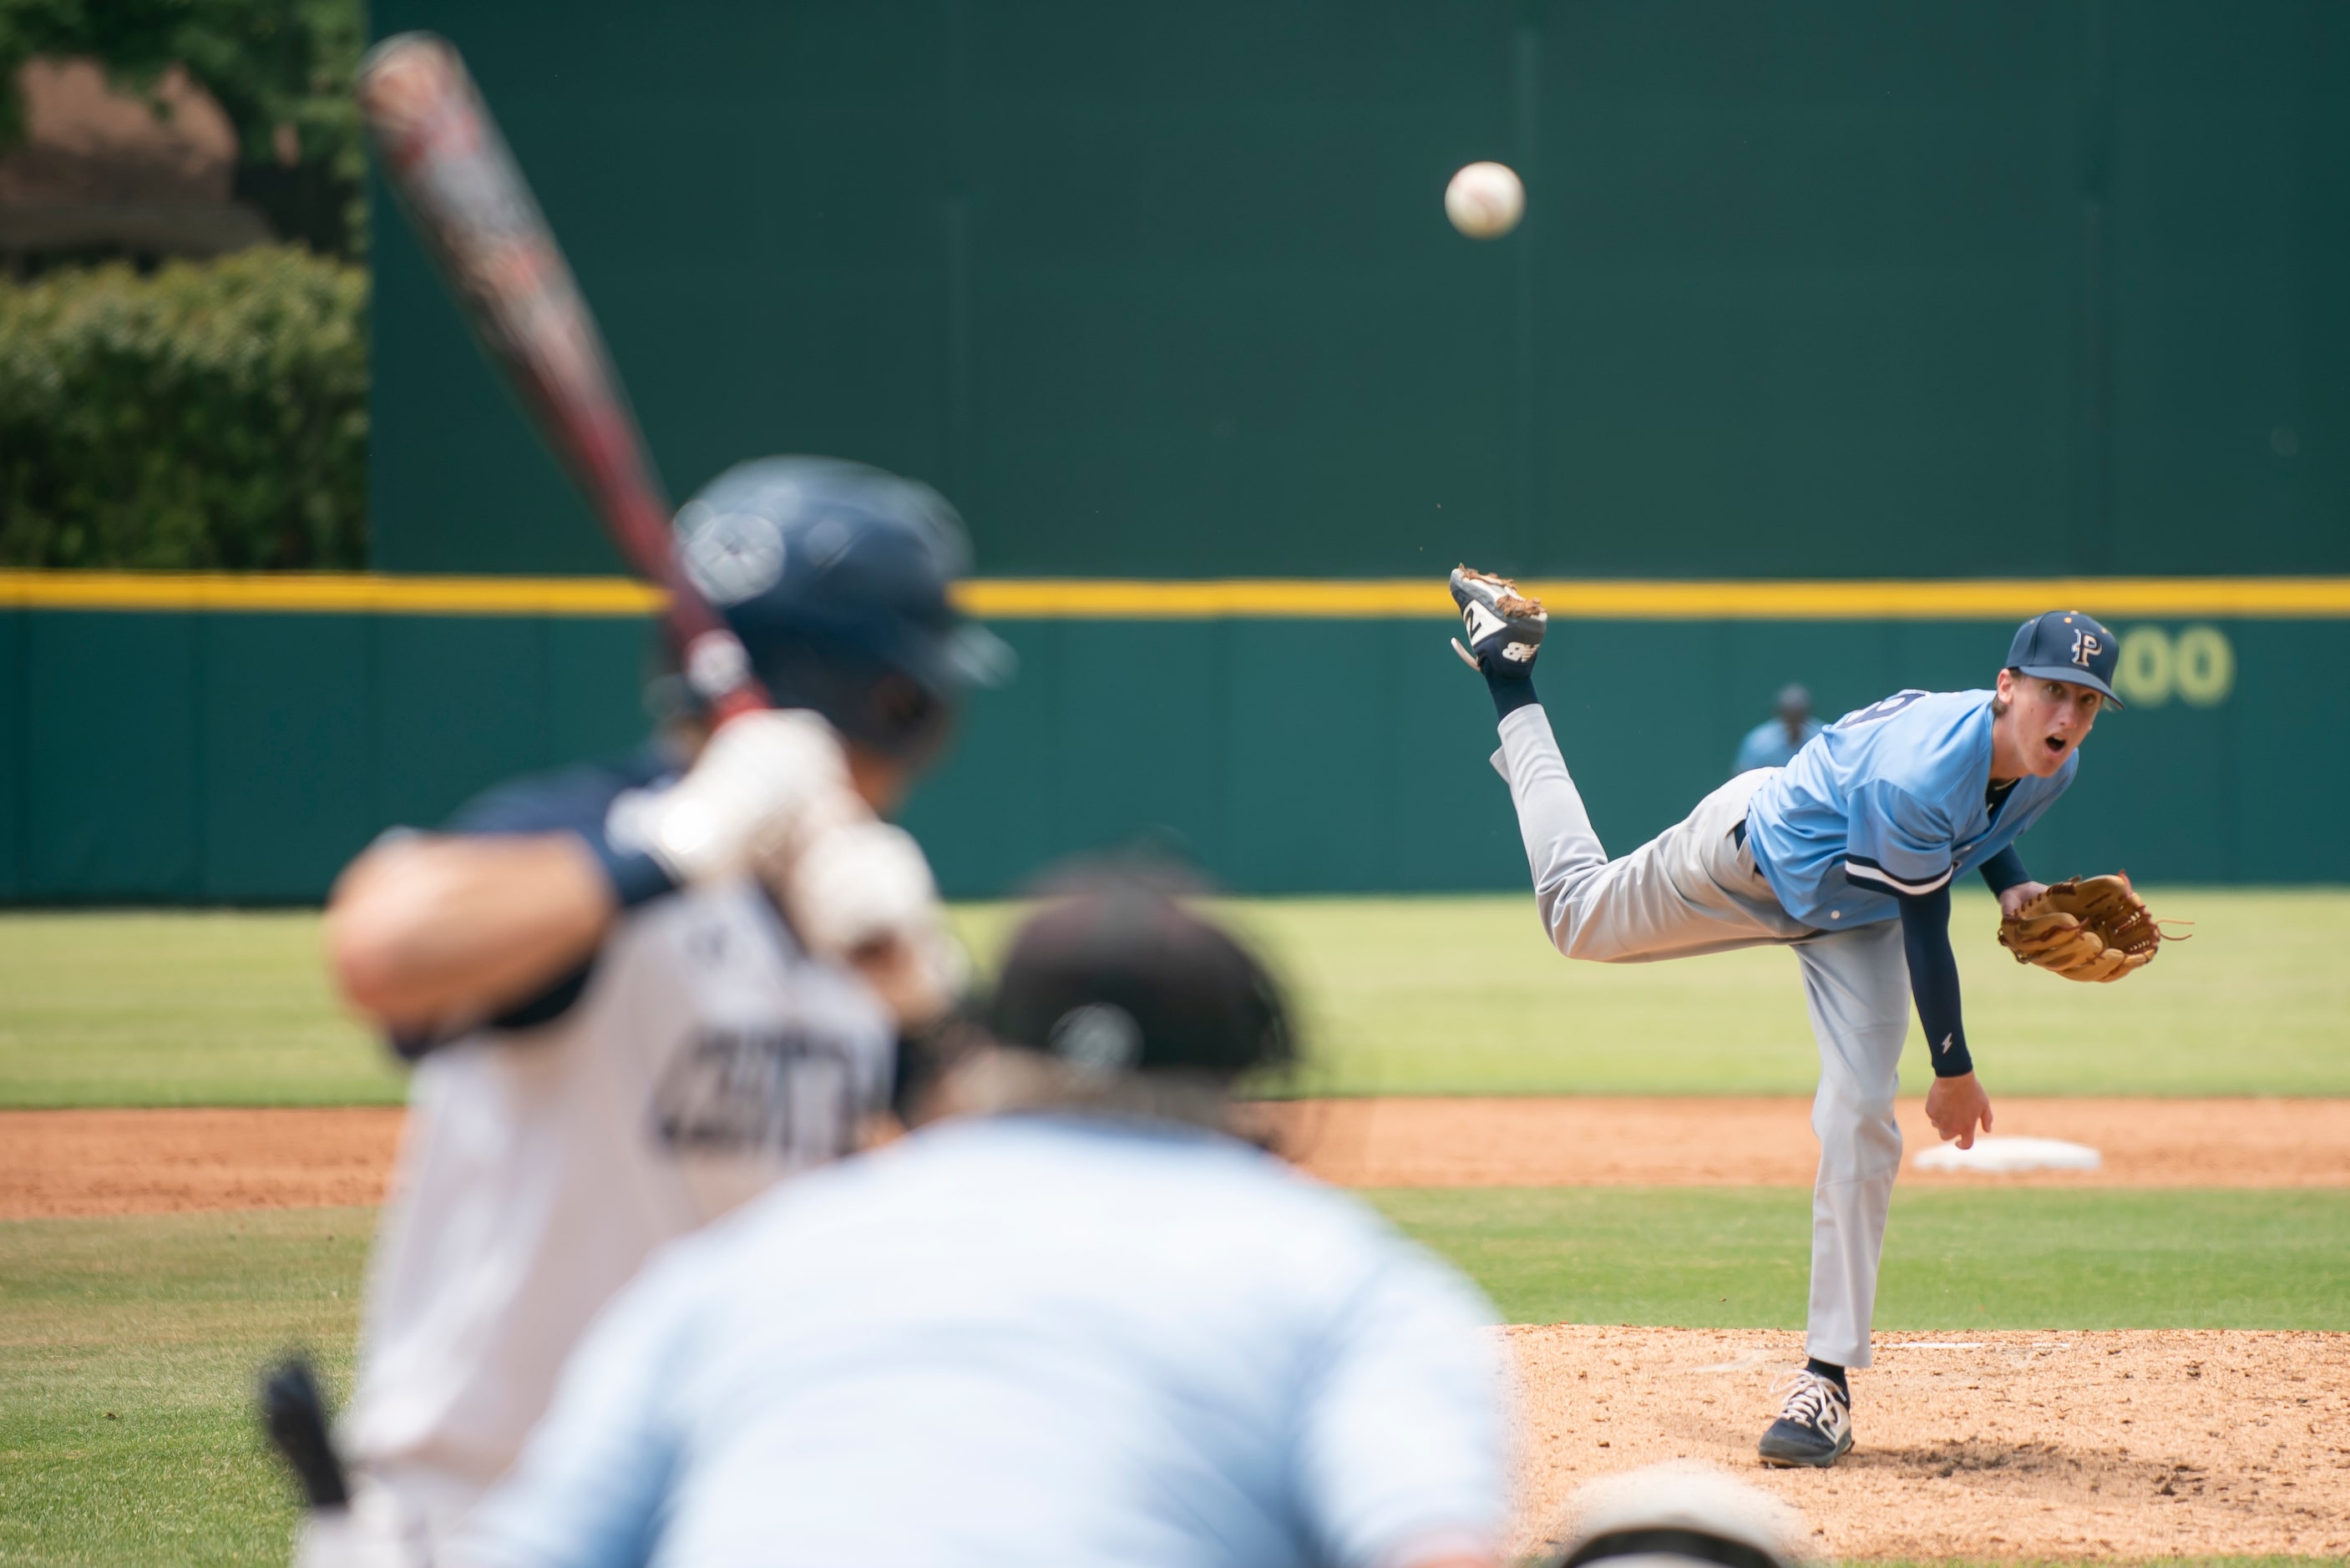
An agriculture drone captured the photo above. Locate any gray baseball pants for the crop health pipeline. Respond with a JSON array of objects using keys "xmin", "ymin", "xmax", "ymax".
[{"xmin": 1491, "ymin": 703, "xmax": 1910, "ymax": 1369}]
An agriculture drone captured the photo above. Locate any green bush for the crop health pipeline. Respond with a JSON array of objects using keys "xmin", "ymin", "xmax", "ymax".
[{"xmin": 0, "ymin": 247, "xmax": 367, "ymax": 569}]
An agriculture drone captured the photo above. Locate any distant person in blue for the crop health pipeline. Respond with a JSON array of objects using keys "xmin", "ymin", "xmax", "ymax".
[
  {"xmin": 1450, "ymin": 570, "xmax": 2124, "ymax": 1474},
  {"xmin": 1732, "ymin": 684, "xmax": 1825, "ymax": 776},
  {"xmin": 453, "ymin": 877, "xmax": 1512, "ymax": 1568}
]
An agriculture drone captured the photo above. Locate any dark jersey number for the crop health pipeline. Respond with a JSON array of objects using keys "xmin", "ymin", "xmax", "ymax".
[
  {"xmin": 1833, "ymin": 690, "xmax": 1929, "ymax": 731},
  {"xmin": 651, "ymin": 1027, "xmax": 867, "ymax": 1157}
]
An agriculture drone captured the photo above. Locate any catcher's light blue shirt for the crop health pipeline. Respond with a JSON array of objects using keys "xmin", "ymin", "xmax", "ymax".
[
  {"xmin": 458, "ymin": 1115, "xmax": 1508, "ymax": 1568},
  {"xmin": 1744, "ymin": 688, "xmax": 2074, "ymax": 929}
]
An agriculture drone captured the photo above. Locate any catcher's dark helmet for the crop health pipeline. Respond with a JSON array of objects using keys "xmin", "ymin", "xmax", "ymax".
[
  {"xmin": 671, "ymin": 457, "xmax": 1011, "ymax": 761},
  {"xmin": 986, "ymin": 875, "xmax": 1296, "ymax": 1082}
]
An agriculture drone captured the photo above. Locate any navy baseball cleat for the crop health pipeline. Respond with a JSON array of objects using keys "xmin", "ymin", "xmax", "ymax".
[
  {"xmin": 1448, "ymin": 566, "xmax": 1547, "ymax": 675},
  {"xmin": 1757, "ymin": 1368, "xmax": 1853, "ymax": 1468}
]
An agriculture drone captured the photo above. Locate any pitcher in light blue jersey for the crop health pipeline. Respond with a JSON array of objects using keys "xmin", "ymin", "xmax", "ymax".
[{"xmin": 1450, "ymin": 569, "xmax": 2121, "ymax": 1472}]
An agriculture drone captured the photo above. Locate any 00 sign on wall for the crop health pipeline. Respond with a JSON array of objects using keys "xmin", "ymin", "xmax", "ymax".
[{"xmin": 2111, "ymin": 625, "xmax": 2235, "ymax": 708}]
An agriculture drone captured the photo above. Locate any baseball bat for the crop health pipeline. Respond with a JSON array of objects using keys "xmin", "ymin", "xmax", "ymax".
[
  {"xmin": 357, "ymin": 33, "xmax": 767, "ymax": 720},
  {"xmin": 258, "ymin": 1356, "xmax": 352, "ymax": 1509}
]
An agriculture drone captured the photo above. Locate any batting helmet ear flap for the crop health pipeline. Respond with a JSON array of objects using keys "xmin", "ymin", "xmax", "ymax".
[{"xmin": 866, "ymin": 672, "xmax": 953, "ymax": 766}]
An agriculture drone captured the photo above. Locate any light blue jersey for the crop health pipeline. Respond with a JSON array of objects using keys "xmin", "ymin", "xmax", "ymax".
[
  {"xmin": 1731, "ymin": 716, "xmax": 1825, "ymax": 776},
  {"xmin": 458, "ymin": 1115, "xmax": 1507, "ymax": 1568},
  {"xmin": 1744, "ymin": 689, "xmax": 2074, "ymax": 929}
]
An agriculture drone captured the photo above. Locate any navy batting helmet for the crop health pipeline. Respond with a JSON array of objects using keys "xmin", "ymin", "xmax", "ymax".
[{"xmin": 671, "ymin": 457, "xmax": 1011, "ymax": 761}]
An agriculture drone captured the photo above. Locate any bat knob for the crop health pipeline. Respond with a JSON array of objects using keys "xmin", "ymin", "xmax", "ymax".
[
  {"xmin": 686, "ymin": 630, "xmax": 756, "ymax": 705},
  {"xmin": 259, "ymin": 1356, "xmax": 352, "ymax": 1509}
]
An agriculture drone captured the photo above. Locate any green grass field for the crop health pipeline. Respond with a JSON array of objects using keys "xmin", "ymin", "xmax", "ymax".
[
  {"xmin": 0, "ymin": 1210, "xmax": 363, "ymax": 1566},
  {"xmin": 1375, "ymin": 1187, "xmax": 2350, "ymax": 1330},
  {"xmin": 4, "ymin": 1194, "xmax": 2347, "ymax": 1565},
  {"xmin": 3, "ymin": 897, "xmax": 2345, "ymax": 1564},
  {"xmin": 6, "ymin": 888, "xmax": 2347, "ymax": 1106},
  {"xmin": 0, "ymin": 914, "xmax": 402, "ymax": 1108}
]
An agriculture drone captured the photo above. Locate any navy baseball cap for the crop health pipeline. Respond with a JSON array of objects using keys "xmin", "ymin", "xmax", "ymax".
[{"xmin": 2005, "ymin": 610, "xmax": 2124, "ymax": 707}]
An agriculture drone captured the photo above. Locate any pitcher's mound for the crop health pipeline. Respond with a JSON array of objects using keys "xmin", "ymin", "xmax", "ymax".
[{"xmin": 1508, "ymin": 1326, "xmax": 2350, "ymax": 1561}]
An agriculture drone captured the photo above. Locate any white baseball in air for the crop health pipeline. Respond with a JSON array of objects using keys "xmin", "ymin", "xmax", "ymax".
[{"xmin": 1445, "ymin": 160, "xmax": 1524, "ymax": 240}]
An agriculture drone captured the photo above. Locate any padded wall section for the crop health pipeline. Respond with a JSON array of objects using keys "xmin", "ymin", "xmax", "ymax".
[
  {"xmin": 3, "ymin": 609, "xmax": 2318, "ymax": 903},
  {"xmin": 372, "ymin": 0, "xmax": 2349, "ymax": 580},
  {"xmin": 2, "ymin": 612, "xmax": 651, "ymax": 903}
]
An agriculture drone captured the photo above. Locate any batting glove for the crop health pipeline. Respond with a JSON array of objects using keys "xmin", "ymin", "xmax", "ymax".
[
  {"xmin": 784, "ymin": 820, "xmax": 967, "ymax": 1027},
  {"xmin": 614, "ymin": 710, "xmax": 853, "ymax": 891}
]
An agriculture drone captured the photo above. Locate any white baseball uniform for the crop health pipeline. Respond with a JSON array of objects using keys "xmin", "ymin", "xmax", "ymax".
[{"xmin": 327, "ymin": 754, "xmax": 897, "ymax": 1560}]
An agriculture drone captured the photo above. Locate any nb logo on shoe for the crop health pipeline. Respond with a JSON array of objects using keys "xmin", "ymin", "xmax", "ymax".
[{"xmin": 1463, "ymin": 604, "xmax": 1505, "ymax": 640}]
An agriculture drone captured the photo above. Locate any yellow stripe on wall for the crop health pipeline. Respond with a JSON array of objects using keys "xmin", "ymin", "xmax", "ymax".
[
  {"xmin": 0, "ymin": 571, "xmax": 666, "ymax": 615},
  {"xmin": 3, "ymin": 570, "xmax": 2347, "ymax": 620},
  {"xmin": 954, "ymin": 575, "xmax": 2350, "ymax": 620}
]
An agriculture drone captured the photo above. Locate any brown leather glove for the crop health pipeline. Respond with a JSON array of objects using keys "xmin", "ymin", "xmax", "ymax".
[{"xmin": 1997, "ymin": 873, "xmax": 2180, "ymax": 982}]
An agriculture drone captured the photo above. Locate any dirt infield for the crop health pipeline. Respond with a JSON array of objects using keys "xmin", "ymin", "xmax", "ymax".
[
  {"xmin": 1507, "ymin": 1326, "xmax": 2350, "ymax": 1560},
  {"xmin": 5, "ymin": 1102, "xmax": 2347, "ymax": 1556},
  {"xmin": 1273, "ymin": 1095, "xmax": 2350, "ymax": 1189},
  {"xmin": 0, "ymin": 1107, "xmax": 404, "ymax": 1218},
  {"xmin": 5, "ymin": 1096, "xmax": 2348, "ymax": 1218}
]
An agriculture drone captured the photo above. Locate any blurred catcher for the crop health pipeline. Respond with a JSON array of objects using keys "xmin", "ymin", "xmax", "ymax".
[
  {"xmin": 1540, "ymin": 1461, "xmax": 1808, "ymax": 1568},
  {"xmin": 1448, "ymin": 569, "xmax": 2175, "ymax": 1469},
  {"xmin": 300, "ymin": 459, "xmax": 1005, "ymax": 1563},
  {"xmin": 448, "ymin": 877, "xmax": 1512, "ymax": 1568}
]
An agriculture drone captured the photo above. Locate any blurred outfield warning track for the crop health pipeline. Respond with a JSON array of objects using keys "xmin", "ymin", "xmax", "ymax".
[{"xmin": 7, "ymin": 1098, "xmax": 2348, "ymax": 1219}]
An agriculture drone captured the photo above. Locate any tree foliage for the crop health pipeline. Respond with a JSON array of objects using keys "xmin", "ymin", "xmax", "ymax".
[
  {"xmin": 0, "ymin": 246, "xmax": 367, "ymax": 568},
  {"xmin": 0, "ymin": 0, "xmax": 367, "ymax": 250}
]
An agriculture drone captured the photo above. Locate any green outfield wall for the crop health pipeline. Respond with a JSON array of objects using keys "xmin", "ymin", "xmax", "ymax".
[
  {"xmin": 3, "ymin": 576, "xmax": 2342, "ymax": 902},
  {"xmin": 370, "ymin": 0, "xmax": 2348, "ymax": 583},
  {"xmin": 11, "ymin": 6, "xmax": 2349, "ymax": 902}
]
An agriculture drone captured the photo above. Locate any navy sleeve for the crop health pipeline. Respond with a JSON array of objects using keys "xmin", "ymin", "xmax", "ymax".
[
  {"xmin": 396, "ymin": 752, "xmax": 674, "ymax": 1053},
  {"xmin": 389, "ymin": 960, "xmax": 598, "ymax": 1061},
  {"xmin": 448, "ymin": 752, "xmax": 666, "ymax": 840},
  {"xmin": 448, "ymin": 753, "xmax": 678, "ymax": 902},
  {"xmin": 1978, "ymin": 843, "xmax": 2032, "ymax": 895},
  {"xmin": 1895, "ymin": 884, "xmax": 1973, "ymax": 1079},
  {"xmin": 456, "ymin": 765, "xmax": 676, "ymax": 914}
]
